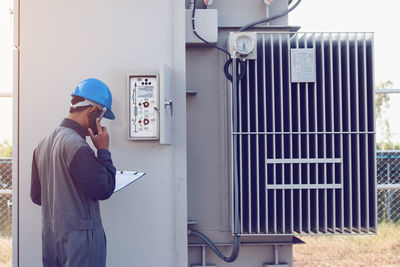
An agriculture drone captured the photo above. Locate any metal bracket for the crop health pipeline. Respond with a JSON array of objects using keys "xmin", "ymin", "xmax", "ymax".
[
  {"xmin": 193, "ymin": 245, "xmax": 216, "ymax": 267},
  {"xmin": 159, "ymin": 63, "xmax": 172, "ymax": 145},
  {"xmin": 264, "ymin": 245, "xmax": 289, "ymax": 267},
  {"xmin": 186, "ymin": 90, "xmax": 198, "ymax": 96},
  {"xmin": 164, "ymin": 99, "xmax": 173, "ymax": 116}
]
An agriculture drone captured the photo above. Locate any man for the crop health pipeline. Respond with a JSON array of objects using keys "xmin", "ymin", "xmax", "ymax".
[{"xmin": 31, "ymin": 78, "xmax": 116, "ymax": 267}]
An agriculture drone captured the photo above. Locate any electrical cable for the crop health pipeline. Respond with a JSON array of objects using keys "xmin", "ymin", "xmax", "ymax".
[
  {"xmin": 189, "ymin": 0, "xmax": 244, "ymax": 262},
  {"xmin": 188, "ymin": 116, "xmax": 241, "ymax": 262},
  {"xmin": 224, "ymin": 59, "xmax": 246, "ymax": 82},
  {"xmin": 191, "ymin": 0, "xmax": 246, "ymax": 82},
  {"xmin": 188, "ymin": 151, "xmax": 241, "ymax": 263},
  {"xmin": 188, "ymin": 18, "xmax": 242, "ymax": 258},
  {"xmin": 239, "ymin": 0, "xmax": 302, "ymax": 32},
  {"xmin": 189, "ymin": 0, "xmax": 303, "ymax": 261},
  {"xmin": 189, "ymin": 0, "xmax": 303, "ymax": 252},
  {"xmin": 188, "ymin": 230, "xmax": 240, "ymax": 263},
  {"xmin": 188, "ymin": 99, "xmax": 242, "ymax": 261},
  {"xmin": 191, "ymin": 1, "xmax": 231, "ymax": 58}
]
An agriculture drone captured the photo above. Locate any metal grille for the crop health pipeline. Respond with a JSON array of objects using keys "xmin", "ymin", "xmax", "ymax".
[{"xmin": 232, "ymin": 32, "xmax": 376, "ymax": 235}]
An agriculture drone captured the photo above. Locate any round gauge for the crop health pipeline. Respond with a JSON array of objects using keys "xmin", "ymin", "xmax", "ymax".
[{"xmin": 234, "ymin": 35, "xmax": 254, "ymax": 56}]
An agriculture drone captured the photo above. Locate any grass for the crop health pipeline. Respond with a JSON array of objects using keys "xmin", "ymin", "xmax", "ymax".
[
  {"xmin": 0, "ymin": 237, "xmax": 11, "ymax": 267},
  {"xmin": 293, "ymin": 222, "xmax": 400, "ymax": 266}
]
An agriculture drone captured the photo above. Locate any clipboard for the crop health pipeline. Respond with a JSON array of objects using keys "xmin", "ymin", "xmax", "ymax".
[{"xmin": 114, "ymin": 171, "xmax": 145, "ymax": 193}]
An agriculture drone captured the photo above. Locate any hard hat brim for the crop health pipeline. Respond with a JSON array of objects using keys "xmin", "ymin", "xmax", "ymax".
[{"xmin": 104, "ymin": 110, "xmax": 115, "ymax": 120}]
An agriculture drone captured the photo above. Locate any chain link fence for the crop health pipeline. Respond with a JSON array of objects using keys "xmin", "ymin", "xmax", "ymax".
[
  {"xmin": 0, "ymin": 158, "xmax": 12, "ymax": 267},
  {"xmin": 377, "ymin": 151, "xmax": 400, "ymax": 225},
  {"xmin": 294, "ymin": 150, "xmax": 400, "ymax": 266}
]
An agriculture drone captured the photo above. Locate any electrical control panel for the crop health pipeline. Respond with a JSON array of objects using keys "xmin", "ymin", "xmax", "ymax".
[{"xmin": 128, "ymin": 75, "xmax": 160, "ymax": 140}]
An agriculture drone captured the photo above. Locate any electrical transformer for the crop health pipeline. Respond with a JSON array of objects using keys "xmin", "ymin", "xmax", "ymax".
[{"xmin": 231, "ymin": 32, "xmax": 375, "ymax": 236}]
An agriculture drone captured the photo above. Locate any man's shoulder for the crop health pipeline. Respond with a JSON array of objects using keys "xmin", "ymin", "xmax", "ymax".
[
  {"xmin": 60, "ymin": 127, "xmax": 87, "ymax": 143},
  {"xmin": 58, "ymin": 127, "xmax": 91, "ymax": 152},
  {"xmin": 35, "ymin": 126, "xmax": 89, "ymax": 157}
]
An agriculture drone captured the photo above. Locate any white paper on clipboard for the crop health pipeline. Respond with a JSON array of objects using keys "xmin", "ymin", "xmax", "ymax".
[{"xmin": 114, "ymin": 171, "xmax": 145, "ymax": 193}]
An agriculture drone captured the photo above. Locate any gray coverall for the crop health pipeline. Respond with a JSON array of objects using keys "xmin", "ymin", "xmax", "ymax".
[{"xmin": 31, "ymin": 118, "xmax": 116, "ymax": 267}]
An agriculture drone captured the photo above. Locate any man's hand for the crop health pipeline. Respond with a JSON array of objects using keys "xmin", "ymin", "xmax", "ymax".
[{"xmin": 88, "ymin": 118, "xmax": 110, "ymax": 150}]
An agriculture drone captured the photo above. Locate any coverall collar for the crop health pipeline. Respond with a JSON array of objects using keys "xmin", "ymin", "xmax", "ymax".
[{"xmin": 60, "ymin": 118, "xmax": 88, "ymax": 139}]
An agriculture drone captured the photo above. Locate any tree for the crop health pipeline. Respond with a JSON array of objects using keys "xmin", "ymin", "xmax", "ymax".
[
  {"xmin": 0, "ymin": 140, "xmax": 12, "ymax": 157},
  {"xmin": 376, "ymin": 81, "xmax": 398, "ymax": 150}
]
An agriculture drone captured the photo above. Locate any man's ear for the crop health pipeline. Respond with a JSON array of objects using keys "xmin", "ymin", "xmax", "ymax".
[{"xmin": 87, "ymin": 106, "xmax": 98, "ymax": 116}]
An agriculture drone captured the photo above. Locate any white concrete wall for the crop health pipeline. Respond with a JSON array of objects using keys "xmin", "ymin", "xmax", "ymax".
[{"xmin": 13, "ymin": 0, "xmax": 187, "ymax": 266}]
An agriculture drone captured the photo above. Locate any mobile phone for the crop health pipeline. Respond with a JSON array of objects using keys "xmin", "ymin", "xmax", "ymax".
[
  {"xmin": 98, "ymin": 107, "xmax": 107, "ymax": 122},
  {"xmin": 89, "ymin": 107, "xmax": 107, "ymax": 135}
]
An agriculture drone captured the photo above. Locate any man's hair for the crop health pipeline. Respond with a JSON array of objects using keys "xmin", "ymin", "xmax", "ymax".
[{"xmin": 69, "ymin": 96, "xmax": 91, "ymax": 113}]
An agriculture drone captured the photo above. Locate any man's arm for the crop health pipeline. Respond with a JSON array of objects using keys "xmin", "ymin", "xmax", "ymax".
[
  {"xmin": 69, "ymin": 146, "xmax": 116, "ymax": 200},
  {"xmin": 30, "ymin": 150, "xmax": 42, "ymax": 206},
  {"xmin": 70, "ymin": 118, "xmax": 116, "ymax": 200}
]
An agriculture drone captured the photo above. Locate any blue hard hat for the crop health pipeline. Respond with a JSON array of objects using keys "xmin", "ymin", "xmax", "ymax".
[{"xmin": 71, "ymin": 78, "xmax": 115, "ymax": 120}]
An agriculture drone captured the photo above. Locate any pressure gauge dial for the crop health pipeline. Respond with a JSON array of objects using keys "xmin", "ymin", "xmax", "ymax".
[{"xmin": 234, "ymin": 34, "xmax": 255, "ymax": 56}]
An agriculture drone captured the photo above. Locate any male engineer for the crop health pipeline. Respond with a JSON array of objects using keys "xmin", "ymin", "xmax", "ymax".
[{"xmin": 31, "ymin": 78, "xmax": 116, "ymax": 267}]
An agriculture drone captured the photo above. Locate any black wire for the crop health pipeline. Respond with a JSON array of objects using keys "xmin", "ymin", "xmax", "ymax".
[
  {"xmin": 189, "ymin": 229, "xmax": 241, "ymax": 263},
  {"xmin": 239, "ymin": 0, "xmax": 302, "ymax": 32},
  {"xmin": 224, "ymin": 59, "xmax": 246, "ymax": 82},
  {"xmin": 187, "ymin": 47, "xmax": 242, "ymax": 263},
  {"xmin": 190, "ymin": 7, "xmax": 242, "ymax": 257},
  {"xmin": 192, "ymin": 1, "xmax": 231, "ymax": 58},
  {"xmin": 192, "ymin": 0, "xmax": 246, "ymax": 82}
]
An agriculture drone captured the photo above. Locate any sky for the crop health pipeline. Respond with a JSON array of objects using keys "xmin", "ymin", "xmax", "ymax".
[
  {"xmin": 0, "ymin": 0, "xmax": 13, "ymax": 143},
  {"xmin": 289, "ymin": 0, "xmax": 400, "ymax": 87},
  {"xmin": 0, "ymin": 0, "xmax": 400, "ymax": 143},
  {"xmin": 288, "ymin": 0, "xmax": 400, "ymax": 144}
]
